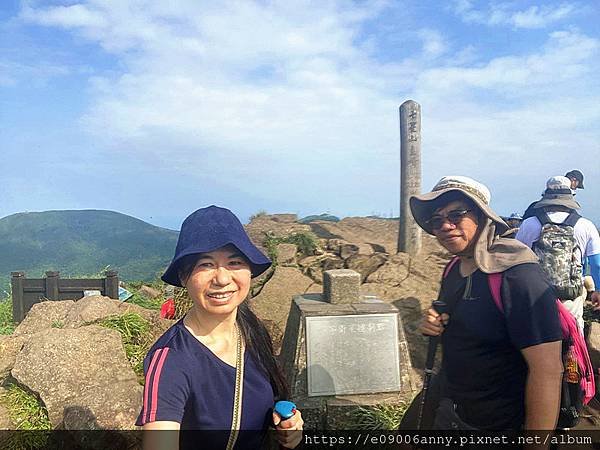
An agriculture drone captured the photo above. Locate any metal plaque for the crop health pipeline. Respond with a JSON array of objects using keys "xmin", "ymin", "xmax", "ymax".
[{"xmin": 305, "ymin": 313, "xmax": 401, "ymax": 396}]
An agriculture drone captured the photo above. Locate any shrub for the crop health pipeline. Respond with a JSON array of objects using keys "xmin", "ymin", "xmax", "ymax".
[
  {"xmin": 0, "ymin": 294, "xmax": 15, "ymax": 335},
  {"xmin": 264, "ymin": 231, "xmax": 319, "ymax": 265},
  {"xmin": 346, "ymin": 403, "xmax": 408, "ymax": 430}
]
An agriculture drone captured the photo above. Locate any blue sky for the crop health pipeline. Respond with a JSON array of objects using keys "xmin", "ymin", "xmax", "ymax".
[{"xmin": 2, "ymin": 0, "xmax": 599, "ymax": 229}]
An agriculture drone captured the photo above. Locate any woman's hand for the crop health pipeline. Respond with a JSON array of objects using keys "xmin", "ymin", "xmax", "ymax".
[
  {"xmin": 273, "ymin": 409, "xmax": 303, "ymax": 449},
  {"xmin": 419, "ymin": 307, "xmax": 449, "ymax": 336}
]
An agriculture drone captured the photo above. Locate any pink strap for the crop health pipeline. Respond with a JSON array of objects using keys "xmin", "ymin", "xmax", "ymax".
[
  {"xmin": 488, "ymin": 273, "xmax": 503, "ymax": 313},
  {"xmin": 488, "ymin": 272, "xmax": 595, "ymax": 405},
  {"xmin": 443, "ymin": 256, "xmax": 460, "ymax": 278}
]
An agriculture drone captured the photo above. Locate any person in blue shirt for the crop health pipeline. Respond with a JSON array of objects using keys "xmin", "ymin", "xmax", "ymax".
[{"xmin": 137, "ymin": 205, "xmax": 303, "ymax": 450}]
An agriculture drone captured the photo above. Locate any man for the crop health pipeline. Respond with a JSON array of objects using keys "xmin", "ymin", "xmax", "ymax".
[
  {"xmin": 412, "ymin": 176, "xmax": 562, "ymax": 431},
  {"xmin": 565, "ymin": 169, "xmax": 585, "ymax": 190},
  {"xmin": 522, "ymin": 170, "xmax": 585, "ymax": 220},
  {"xmin": 516, "ymin": 176, "xmax": 600, "ymax": 330}
]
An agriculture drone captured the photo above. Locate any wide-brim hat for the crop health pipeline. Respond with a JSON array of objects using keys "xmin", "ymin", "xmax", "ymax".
[
  {"xmin": 162, "ymin": 205, "xmax": 271, "ymax": 287},
  {"xmin": 410, "ymin": 176, "xmax": 509, "ymax": 236},
  {"xmin": 533, "ymin": 175, "xmax": 581, "ymax": 210}
]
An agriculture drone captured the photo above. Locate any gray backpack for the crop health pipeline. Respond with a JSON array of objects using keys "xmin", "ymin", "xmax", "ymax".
[{"xmin": 533, "ymin": 211, "xmax": 583, "ymax": 300}]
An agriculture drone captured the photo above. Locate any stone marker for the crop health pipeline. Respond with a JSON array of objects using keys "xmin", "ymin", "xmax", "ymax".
[
  {"xmin": 398, "ymin": 99, "xmax": 422, "ymax": 255},
  {"xmin": 280, "ymin": 269, "xmax": 415, "ymax": 429},
  {"xmin": 306, "ymin": 313, "xmax": 401, "ymax": 396},
  {"xmin": 323, "ymin": 269, "xmax": 360, "ymax": 304}
]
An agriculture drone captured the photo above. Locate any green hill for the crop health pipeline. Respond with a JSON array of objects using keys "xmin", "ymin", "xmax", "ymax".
[{"xmin": 0, "ymin": 210, "xmax": 179, "ymax": 291}]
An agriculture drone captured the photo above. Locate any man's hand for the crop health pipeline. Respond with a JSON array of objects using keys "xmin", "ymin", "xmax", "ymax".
[{"xmin": 419, "ymin": 308, "xmax": 449, "ymax": 336}]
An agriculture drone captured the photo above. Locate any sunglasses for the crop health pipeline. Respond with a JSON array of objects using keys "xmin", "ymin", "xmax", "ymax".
[{"xmin": 427, "ymin": 209, "xmax": 472, "ymax": 231}]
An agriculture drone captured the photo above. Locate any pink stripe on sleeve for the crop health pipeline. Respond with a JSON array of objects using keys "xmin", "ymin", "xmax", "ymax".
[
  {"xmin": 149, "ymin": 347, "xmax": 170, "ymax": 422},
  {"xmin": 141, "ymin": 348, "xmax": 164, "ymax": 424}
]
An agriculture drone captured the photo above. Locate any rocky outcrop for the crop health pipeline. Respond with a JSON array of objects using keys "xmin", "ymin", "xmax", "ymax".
[
  {"xmin": 249, "ymin": 267, "xmax": 321, "ymax": 353},
  {"xmin": 0, "ymin": 296, "xmax": 175, "ymax": 430},
  {"xmin": 12, "ymin": 326, "xmax": 142, "ymax": 429}
]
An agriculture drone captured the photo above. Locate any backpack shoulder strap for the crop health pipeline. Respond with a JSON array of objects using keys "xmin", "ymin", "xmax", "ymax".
[
  {"xmin": 442, "ymin": 256, "xmax": 460, "ymax": 279},
  {"xmin": 535, "ymin": 210, "xmax": 552, "ymax": 226},
  {"xmin": 488, "ymin": 273, "xmax": 504, "ymax": 314},
  {"xmin": 563, "ymin": 211, "xmax": 581, "ymax": 227}
]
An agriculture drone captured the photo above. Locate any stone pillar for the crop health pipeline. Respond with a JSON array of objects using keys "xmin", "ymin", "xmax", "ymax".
[
  {"xmin": 45, "ymin": 271, "xmax": 60, "ymax": 300},
  {"xmin": 398, "ymin": 100, "xmax": 422, "ymax": 255},
  {"xmin": 11, "ymin": 272, "xmax": 25, "ymax": 323},
  {"xmin": 105, "ymin": 270, "xmax": 119, "ymax": 299},
  {"xmin": 323, "ymin": 269, "xmax": 360, "ymax": 304}
]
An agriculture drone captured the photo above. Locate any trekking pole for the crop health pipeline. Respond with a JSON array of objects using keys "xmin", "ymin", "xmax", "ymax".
[{"xmin": 416, "ymin": 300, "xmax": 447, "ymax": 430}]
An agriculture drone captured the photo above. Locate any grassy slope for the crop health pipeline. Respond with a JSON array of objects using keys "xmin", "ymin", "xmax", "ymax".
[{"xmin": 0, "ymin": 210, "xmax": 178, "ymax": 288}]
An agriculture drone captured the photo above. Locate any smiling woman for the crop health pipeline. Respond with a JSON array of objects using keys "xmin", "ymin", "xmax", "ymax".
[{"xmin": 136, "ymin": 205, "xmax": 303, "ymax": 450}]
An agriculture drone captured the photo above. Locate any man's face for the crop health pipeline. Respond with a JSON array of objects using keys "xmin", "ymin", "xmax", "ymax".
[
  {"xmin": 430, "ymin": 200, "xmax": 480, "ymax": 255},
  {"xmin": 568, "ymin": 177, "xmax": 579, "ymax": 190}
]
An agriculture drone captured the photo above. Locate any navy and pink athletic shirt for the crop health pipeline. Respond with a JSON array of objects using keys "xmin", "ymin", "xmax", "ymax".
[{"xmin": 136, "ymin": 319, "xmax": 275, "ymax": 447}]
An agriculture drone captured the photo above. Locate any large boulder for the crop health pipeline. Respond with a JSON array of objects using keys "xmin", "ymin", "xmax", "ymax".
[
  {"xmin": 11, "ymin": 326, "xmax": 142, "ymax": 429},
  {"xmin": 249, "ymin": 266, "xmax": 321, "ymax": 353},
  {"xmin": 13, "ymin": 300, "xmax": 75, "ymax": 335},
  {"xmin": 63, "ymin": 295, "xmax": 165, "ymax": 330},
  {"xmin": 366, "ymin": 253, "xmax": 410, "ymax": 285},
  {"xmin": 345, "ymin": 253, "xmax": 388, "ymax": 282},
  {"xmin": 0, "ymin": 335, "xmax": 28, "ymax": 383}
]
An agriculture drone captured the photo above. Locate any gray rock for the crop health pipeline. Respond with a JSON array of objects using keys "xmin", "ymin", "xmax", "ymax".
[
  {"xmin": 139, "ymin": 285, "xmax": 161, "ymax": 299},
  {"xmin": 587, "ymin": 322, "xmax": 600, "ymax": 371},
  {"xmin": 13, "ymin": 300, "xmax": 74, "ymax": 336},
  {"xmin": 339, "ymin": 244, "xmax": 360, "ymax": 259},
  {"xmin": 345, "ymin": 253, "xmax": 388, "ymax": 283},
  {"xmin": 323, "ymin": 269, "xmax": 361, "ymax": 304},
  {"xmin": 276, "ymin": 243, "xmax": 298, "ymax": 266},
  {"xmin": 321, "ymin": 256, "xmax": 345, "ymax": 272},
  {"xmin": 64, "ymin": 295, "xmax": 122, "ymax": 326},
  {"xmin": 12, "ymin": 326, "xmax": 142, "ymax": 429},
  {"xmin": 0, "ymin": 335, "xmax": 28, "ymax": 383},
  {"xmin": 250, "ymin": 267, "xmax": 320, "ymax": 353},
  {"xmin": 366, "ymin": 253, "xmax": 410, "ymax": 285},
  {"xmin": 62, "ymin": 295, "xmax": 162, "ymax": 329}
]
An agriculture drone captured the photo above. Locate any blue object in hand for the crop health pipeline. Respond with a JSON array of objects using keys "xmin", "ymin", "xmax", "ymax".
[{"xmin": 274, "ymin": 400, "xmax": 297, "ymax": 420}]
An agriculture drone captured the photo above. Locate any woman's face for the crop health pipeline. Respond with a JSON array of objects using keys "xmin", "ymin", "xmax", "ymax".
[
  {"xmin": 182, "ymin": 244, "xmax": 251, "ymax": 317},
  {"xmin": 430, "ymin": 200, "xmax": 480, "ymax": 255}
]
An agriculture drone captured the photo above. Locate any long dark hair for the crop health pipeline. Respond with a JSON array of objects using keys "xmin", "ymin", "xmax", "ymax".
[{"xmin": 177, "ymin": 253, "xmax": 289, "ymax": 400}]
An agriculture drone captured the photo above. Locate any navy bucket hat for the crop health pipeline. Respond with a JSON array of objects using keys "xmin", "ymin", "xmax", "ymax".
[{"xmin": 161, "ymin": 205, "xmax": 271, "ymax": 287}]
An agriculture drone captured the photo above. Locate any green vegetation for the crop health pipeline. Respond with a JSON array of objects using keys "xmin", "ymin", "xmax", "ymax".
[
  {"xmin": 125, "ymin": 280, "xmax": 165, "ymax": 310},
  {"xmin": 0, "ymin": 210, "xmax": 179, "ymax": 288},
  {"xmin": 347, "ymin": 403, "xmax": 408, "ymax": 430},
  {"xmin": 98, "ymin": 313, "xmax": 152, "ymax": 380},
  {"xmin": 50, "ymin": 320, "xmax": 64, "ymax": 329},
  {"xmin": 264, "ymin": 231, "xmax": 319, "ymax": 264},
  {"xmin": 0, "ymin": 294, "xmax": 15, "ymax": 335},
  {"xmin": 0, "ymin": 383, "xmax": 52, "ymax": 430},
  {"xmin": 299, "ymin": 213, "xmax": 340, "ymax": 223}
]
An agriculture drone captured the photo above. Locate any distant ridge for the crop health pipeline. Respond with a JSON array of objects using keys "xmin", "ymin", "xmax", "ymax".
[{"xmin": 0, "ymin": 210, "xmax": 179, "ymax": 289}]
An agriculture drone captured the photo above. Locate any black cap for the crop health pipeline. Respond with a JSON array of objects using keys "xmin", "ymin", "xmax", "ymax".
[{"xmin": 565, "ymin": 170, "xmax": 584, "ymax": 189}]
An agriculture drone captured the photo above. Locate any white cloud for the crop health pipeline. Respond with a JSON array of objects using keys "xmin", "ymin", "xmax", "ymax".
[
  {"xmin": 418, "ymin": 29, "xmax": 447, "ymax": 58},
  {"xmin": 15, "ymin": 0, "xmax": 600, "ymax": 220},
  {"xmin": 0, "ymin": 59, "xmax": 71, "ymax": 87},
  {"xmin": 452, "ymin": 1, "xmax": 578, "ymax": 29}
]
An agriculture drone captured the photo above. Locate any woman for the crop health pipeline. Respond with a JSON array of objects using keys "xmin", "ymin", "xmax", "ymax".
[
  {"xmin": 136, "ymin": 205, "xmax": 303, "ymax": 450},
  {"xmin": 410, "ymin": 176, "xmax": 563, "ymax": 431}
]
